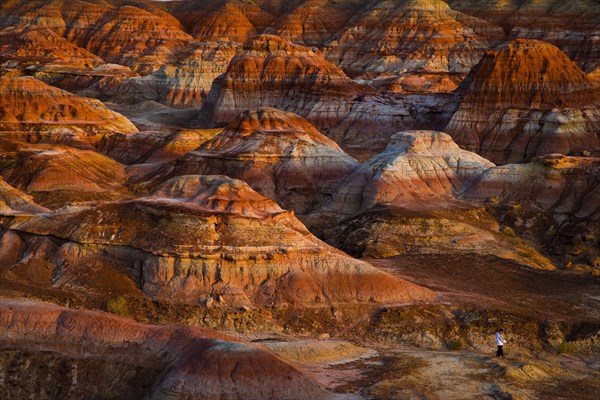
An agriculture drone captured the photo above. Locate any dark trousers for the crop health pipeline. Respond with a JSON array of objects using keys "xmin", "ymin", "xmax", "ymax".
[{"xmin": 496, "ymin": 345, "xmax": 504, "ymax": 357}]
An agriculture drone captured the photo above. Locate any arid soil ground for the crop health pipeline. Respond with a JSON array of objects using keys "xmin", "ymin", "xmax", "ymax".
[
  {"xmin": 264, "ymin": 340, "xmax": 600, "ymax": 400},
  {"xmin": 371, "ymin": 255, "xmax": 600, "ymax": 322},
  {"xmin": 234, "ymin": 254, "xmax": 600, "ymax": 399}
]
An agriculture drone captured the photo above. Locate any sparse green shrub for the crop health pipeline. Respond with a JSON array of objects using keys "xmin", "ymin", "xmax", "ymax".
[
  {"xmin": 501, "ymin": 226, "xmax": 517, "ymax": 237},
  {"xmin": 105, "ymin": 296, "xmax": 129, "ymax": 317},
  {"xmin": 446, "ymin": 339, "xmax": 464, "ymax": 351},
  {"xmin": 487, "ymin": 195, "xmax": 500, "ymax": 204},
  {"xmin": 558, "ymin": 341, "xmax": 577, "ymax": 354},
  {"xmin": 519, "ymin": 244, "xmax": 537, "ymax": 259},
  {"xmin": 509, "ymin": 201, "xmax": 521, "ymax": 210}
]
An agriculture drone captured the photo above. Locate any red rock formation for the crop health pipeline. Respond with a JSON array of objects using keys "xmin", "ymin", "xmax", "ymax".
[
  {"xmin": 142, "ymin": 108, "xmax": 358, "ymax": 213},
  {"xmin": 0, "ymin": 1, "xmax": 276, "ymax": 109},
  {"xmin": 0, "ymin": 178, "xmax": 48, "ymax": 214},
  {"xmin": 128, "ymin": 0, "xmax": 503, "ymax": 109},
  {"xmin": 324, "ymin": 0, "xmax": 502, "ymax": 79},
  {"xmin": 0, "ymin": 144, "xmax": 130, "ymax": 208},
  {"xmin": 2, "ymin": 175, "xmax": 433, "ymax": 307},
  {"xmin": 147, "ymin": 0, "xmax": 276, "ymax": 108},
  {"xmin": 119, "ymin": 42, "xmax": 240, "ymax": 108},
  {"xmin": 0, "ymin": 0, "xmax": 194, "ymax": 73},
  {"xmin": 464, "ymin": 155, "xmax": 600, "ymax": 269},
  {"xmin": 100, "ymin": 128, "xmax": 220, "ymax": 165},
  {"xmin": 104, "ymin": 0, "xmax": 262, "ymax": 108},
  {"xmin": 307, "ymin": 131, "xmax": 552, "ymax": 267},
  {"xmin": 190, "ymin": 1, "xmax": 274, "ymax": 43},
  {"xmin": 0, "ymin": 76, "xmax": 138, "ymax": 146},
  {"xmin": 153, "ymin": 175, "xmax": 286, "ymax": 219},
  {"xmin": 116, "ymin": 0, "xmax": 292, "ymax": 108},
  {"xmin": 70, "ymin": 5, "xmax": 191, "ymax": 72},
  {"xmin": 0, "ymin": 0, "xmax": 503, "ymax": 114},
  {"xmin": 0, "ymin": 28, "xmax": 103, "ymax": 71},
  {"xmin": 318, "ymin": 130, "xmax": 494, "ymax": 213},
  {"xmin": 274, "ymin": 0, "xmax": 357, "ymax": 47},
  {"xmin": 448, "ymin": 0, "xmax": 600, "ymax": 72},
  {"xmin": 201, "ymin": 33, "xmax": 363, "ymax": 122},
  {"xmin": 199, "ymin": 34, "xmax": 439, "ymax": 151},
  {"xmin": 446, "ymin": 39, "xmax": 600, "ymax": 164},
  {"xmin": 375, "ymin": 73, "xmax": 464, "ymax": 94},
  {"xmin": 0, "ymin": 0, "xmax": 222, "ymax": 107},
  {"xmin": 589, "ymin": 66, "xmax": 600, "ymax": 82},
  {"xmin": 0, "ymin": 299, "xmax": 333, "ymax": 400},
  {"xmin": 39, "ymin": 63, "xmax": 140, "ymax": 102},
  {"xmin": 174, "ymin": 0, "xmax": 274, "ymax": 40}
]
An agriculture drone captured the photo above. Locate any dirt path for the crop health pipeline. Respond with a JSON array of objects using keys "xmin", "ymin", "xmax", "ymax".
[{"xmin": 265, "ymin": 338, "xmax": 600, "ymax": 399}]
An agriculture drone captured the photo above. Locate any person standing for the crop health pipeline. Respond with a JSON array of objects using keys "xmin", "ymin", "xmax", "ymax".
[{"xmin": 495, "ymin": 329, "xmax": 507, "ymax": 357}]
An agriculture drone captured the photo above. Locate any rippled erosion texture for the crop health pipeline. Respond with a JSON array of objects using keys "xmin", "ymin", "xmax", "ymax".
[{"xmin": 1, "ymin": 1, "xmax": 599, "ymax": 399}]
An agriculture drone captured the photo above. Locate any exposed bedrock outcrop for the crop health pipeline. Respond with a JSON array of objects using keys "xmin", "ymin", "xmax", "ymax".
[
  {"xmin": 308, "ymin": 131, "xmax": 553, "ymax": 268},
  {"xmin": 464, "ymin": 155, "xmax": 600, "ymax": 271},
  {"xmin": 0, "ymin": 0, "xmax": 193, "ymax": 73},
  {"xmin": 274, "ymin": 0, "xmax": 359, "ymax": 48},
  {"xmin": 446, "ymin": 0, "xmax": 600, "ymax": 72},
  {"xmin": 174, "ymin": 0, "xmax": 275, "ymax": 43},
  {"xmin": 137, "ymin": 108, "xmax": 359, "ymax": 214},
  {"xmin": 98, "ymin": 128, "xmax": 221, "ymax": 166},
  {"xmin": 121, "ymin": 0, "xmax": 280, "ymax": 108},
  {"xmin": 323, "ymin": 0, "xmax": 503, "ymax": 80},
  {"xmin": 0, "ymin": 299, "xmax": 333, "ymax": 400},
  {"xmin": 0, "ymin": 177, "xmax": 49, "ymax": 214},
  {"xmin": 0, "ymin": 27, "xmax": 103, "ymax": 71},
  {"xmin": 198, "ymin": 33, "xmax": 368, "ymax": 124},
  {"xmin": 0, "ymin": 0, "xmax": 219, "ymax": 108},
  {"xmin": 31, "ymin": 63, "xmax": 140, "ymax": 102},
  {"xmin": 0, "ymin": 143, "xmax": 131, "ymax": 208},
  {"xmin": 199, "ymin": 34, "xmax": 456, "ymax": 152},
  {"xmin": 317, "ymin": 130, "xmax": 494, "ymax": 212},
  {"xmin": 0, "ymin": 76, "xmax": 137, "ymax": 147},
  {"xmin": 0, "ymin": 175, "xmax": 433, "ymax": 308},
  {"xmin": 446, "ymin": 39, "xmax": 600, "ymax": 164},
  {"xmin": 117, "ymin": 42, "xmax": 240, "ymax": 108}
]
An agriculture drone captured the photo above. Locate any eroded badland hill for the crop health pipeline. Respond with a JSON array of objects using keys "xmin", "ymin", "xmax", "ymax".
[{"xmin": 1, "ymin": 0, "xmax": 599, "ymax": 399}]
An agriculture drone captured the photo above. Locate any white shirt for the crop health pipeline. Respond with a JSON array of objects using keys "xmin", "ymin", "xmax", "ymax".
[{"xmin": 496, "ymin": 332, "xmax": 507, "ymax": 346}]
